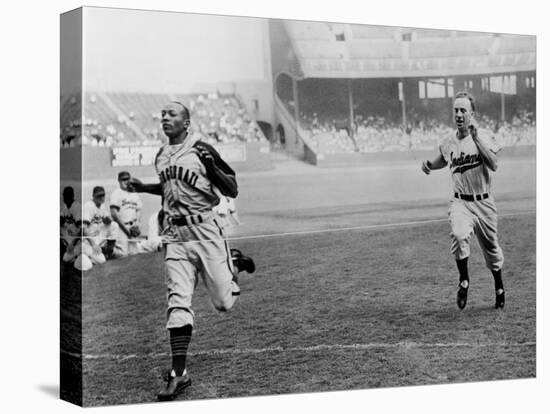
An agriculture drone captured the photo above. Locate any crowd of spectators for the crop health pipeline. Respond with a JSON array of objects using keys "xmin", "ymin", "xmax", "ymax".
[
  {"xmin": 299, "ymin": 109, "xmax": 536, "ymax": 154},
  {"xmin": 60, "ymin": 92, "xmax": 267, "ymax": 149}
]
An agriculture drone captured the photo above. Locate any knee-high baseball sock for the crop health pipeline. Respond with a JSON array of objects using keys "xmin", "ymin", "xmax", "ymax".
[
  {"xmin": 169, "ymin": 325, "xmax": 193, "ymax": 376},
  {"xmin": 456, "ymin": 258, "xmax": 469, "ymax": 287},
  {"xmin": 492, "ymin": 268, "xmax": 504, "ymax": 292}
]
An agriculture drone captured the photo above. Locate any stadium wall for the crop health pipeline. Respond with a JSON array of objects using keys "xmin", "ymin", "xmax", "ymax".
[
  {"xmin": 62, "ymin": 143, "xmax": 273, "ymax": 182},
  {"xmin": 306, "ymin": 145, "xmax": 535, "ymax": 167}
]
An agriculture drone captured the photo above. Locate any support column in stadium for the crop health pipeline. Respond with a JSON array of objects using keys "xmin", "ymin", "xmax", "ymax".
[
  {"xmin": 347, "ymin": 79, "xmax": 358, "ymax": 151},
  {"xmin": 292, "ymin": 76, "xmax": 300, "ymax": 144},
  {"xmin": 400, "ymin": 78, "xmax": 407, "ymax": 128},
  {"xmin": 500, "ymin": 75, "xmax": 506, "ymax": 122}
]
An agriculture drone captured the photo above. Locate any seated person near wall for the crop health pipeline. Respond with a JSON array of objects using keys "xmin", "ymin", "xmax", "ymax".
[
  {"xmin": 62, "ymin": 213, "xmax": 106, "ymax": 272},
  {"xmin": 60, "ymin": 186, "xmax": 81, "ymax": 258},
  {"xmin": 83, "ymin": 186, "xmax": 123, "ymax": 260},
  {"xmin": 110, "ymin": 171, "xmax": 143, "ymax": 257}
]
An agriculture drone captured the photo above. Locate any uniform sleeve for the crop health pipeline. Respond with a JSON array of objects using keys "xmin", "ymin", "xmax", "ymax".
[
  {"xmin": 194, "ymin": 141, "xmax": 236, "ymax": 176},
  {"xmin": 110, "ymin": 189, "xmax": 121, "ymax": 210},
  {"xmin": 193, "ymin": 141, "xmax": 238, "ymax": 197}
]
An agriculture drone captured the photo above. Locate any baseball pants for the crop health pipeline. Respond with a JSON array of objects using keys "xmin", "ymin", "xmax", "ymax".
[
  {"xmin": 163, "ymin": 217, "xmax": 239, "ymax": 329},
  {"xmin": 448, "ymin": 195, "xmax": 504, "ymax": 271}
]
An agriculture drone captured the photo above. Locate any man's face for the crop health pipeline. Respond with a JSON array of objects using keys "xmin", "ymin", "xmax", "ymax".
[
  {"xmin": 93, "ymin": 193, "xmax": 105, "ymax": 207},
  {"xmin": 119, "ymin": 178, "xmax": 130, "ymax": 190},
  {"xmin": 453, "ymin": 97, "xmax": 474, "ymax": 131},
  {"xmin": 161, "ymin": 103, "xmax": 189, "ymax": 139}
]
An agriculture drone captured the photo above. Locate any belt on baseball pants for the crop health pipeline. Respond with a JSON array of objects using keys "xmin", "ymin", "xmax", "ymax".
[
  {"xmin": 454, "ymin": 192, "xmax": 489, "ymax": 202},
  {"xmin": 168, "ymin": 213, "xmax": 211, "ymax": 226}
]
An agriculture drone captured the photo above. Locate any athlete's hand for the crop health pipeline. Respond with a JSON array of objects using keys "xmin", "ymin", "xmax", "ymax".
[
  {"xmin": 421, "ymin": 160, "xmax": 432, "ymax": 175},
  {"xmin": 195, "ymin": 144, "xmax": 215, "ymax": 169},
  {"xmin": 469, "ymin": 121, "xmax": 479, "ymax": 140},
  {"xmin": 127, "ymin": 177, "xmax": 144, "ymax": 192}
]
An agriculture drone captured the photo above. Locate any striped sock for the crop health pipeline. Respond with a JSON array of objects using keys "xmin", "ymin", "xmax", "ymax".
[{"xmin": 169, "ymin": 325, "xmax": 192, "ymax": 376}]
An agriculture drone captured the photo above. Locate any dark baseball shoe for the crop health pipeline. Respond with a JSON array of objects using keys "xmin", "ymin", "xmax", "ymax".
[
  {"xmin": 495, "ymin": 289, "xmax": 505, "ymax": 310},
  {"xmin": 456, "ymin": 281, "xmax": 469, "ymax": 310},
  {"xmin": 231, "ymin": 249, "xmax": 255, "ymax": 274},
  {"xmin": 157, "ymin": 370, "xmax": 192, "ymax": 401}
]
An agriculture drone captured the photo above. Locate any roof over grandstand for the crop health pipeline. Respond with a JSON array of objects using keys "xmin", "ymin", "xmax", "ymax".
[{"xmin": 282, "ymin": 21, "xmax": 536, "ymax": 79}]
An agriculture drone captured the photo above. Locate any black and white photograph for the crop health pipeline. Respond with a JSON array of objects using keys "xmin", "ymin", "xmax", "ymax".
[
  {"xmin": 58, "ymin": 5, "xmax": 538, "ymax": 407},
  {"xmin": 4, "ymin": 1, "xmax": 546, "ymax": 413}
]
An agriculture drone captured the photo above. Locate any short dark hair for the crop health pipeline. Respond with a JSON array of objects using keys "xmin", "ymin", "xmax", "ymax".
[
  {"xmin": 455, "ymin": 91, "xmax": 476, "ymax": 112},
  {"xmin": 171, "ymin": 101, "xmax": 191, "ymax": 120}
]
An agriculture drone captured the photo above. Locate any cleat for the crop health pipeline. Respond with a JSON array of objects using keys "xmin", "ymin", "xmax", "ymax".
[
  {"xmin": 495, "ymin": 289, "xmax": 505, "ymax": 309},
  {"xmin": 230, "ymin": 249, "xmax": 256, "ymax": 274},
  {"xmin": 157, "ymin": 370, "xmax": 191, "ymax": 401},
  {"xmin": 457, "ymin": 282, "xmax": 469, "ymax": 310}
]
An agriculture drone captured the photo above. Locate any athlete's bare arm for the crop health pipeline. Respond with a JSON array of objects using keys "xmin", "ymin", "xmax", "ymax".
[
  {"xmin": 128, "ymin": 178, "xmax": 163, "ymax": 196},
  {"xmin": 421, "ymin": 153, "xmax": 447, "ymax": 175},
  {"xmin": 470, "ymin": 126, "xmax": 498, "ymax": 171}
]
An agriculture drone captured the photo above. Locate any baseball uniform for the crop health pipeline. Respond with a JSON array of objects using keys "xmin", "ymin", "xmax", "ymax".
[
  {"xmin": 155, "ymin": 134, "xmax": 240, "ymax": 329},
  {"xmin": 135, "ymin": 210, "xmax": 163, "ymax": 254},
  {"xmin": 62, "ymin": 207, "xmax": 106, "ymax": 271},
  {"xmin": 110, "ymin": 187, "xmax": 143, "ymax": 256},
  {"xmin": 83, "ymin": 199, "xmax": 119, "ymax": 247},
  {"xmin": 60, "ymin": 200, "xmax": 81, "ymax": 244},
  {"xmin": 212, "ymin": 189, "xmax": 241, "ymax": 231},
  {"xmin": 439, "ymin": 130, "xmax": 504, "ymax": 271}
]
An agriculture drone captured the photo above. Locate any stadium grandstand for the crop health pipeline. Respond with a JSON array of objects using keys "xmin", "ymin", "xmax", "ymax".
[
  {"xmin": 61, "ymin": 19, "xmax": 536, "ymax": 170},
  {"xmin": 60, "ymin": 91, "xmax": 267, "ymax": 149},
  {"xmin": 270, "ymin": 20, "xmax": 535, "ymax": 163}
]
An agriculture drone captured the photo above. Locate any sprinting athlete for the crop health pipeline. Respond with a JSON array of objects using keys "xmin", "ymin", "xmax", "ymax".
[
  {"xmin": 130, "ymin": 101, "xmax": 255, "ymax": 401},
  {"xmin": 421, "ymin": 91, "xmax": 505, "ymax": 310}
]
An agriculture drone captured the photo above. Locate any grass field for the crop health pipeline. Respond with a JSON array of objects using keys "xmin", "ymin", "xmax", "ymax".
[{"xmin": 70, "ymin": 155, "xmax": 536, "ymax": 406}]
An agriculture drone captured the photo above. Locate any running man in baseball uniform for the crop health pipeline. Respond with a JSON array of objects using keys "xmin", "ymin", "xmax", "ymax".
[
  {"xmin": 110, "ymin": 171, "xmax": 143, "ymax": 256},
  {"xmin": 421, "ymin": 91, "xmax": 505, "ymax": 310},
  {"xmin": 129, "ymin": 101, "xmax": 255, "ymax": 401}
]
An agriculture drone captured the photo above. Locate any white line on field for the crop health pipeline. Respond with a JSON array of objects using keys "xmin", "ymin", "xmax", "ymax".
[
  {"xmin": 70, "ymin": 209, "xmax": 534, "ymax": 245},
  {"xmin": 62, "ymin": 340, "xmax": 536, "ymax": 361},
  {"xmin": 226, "ymin": 210, "xmax": 535, "ymax": 242}
]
